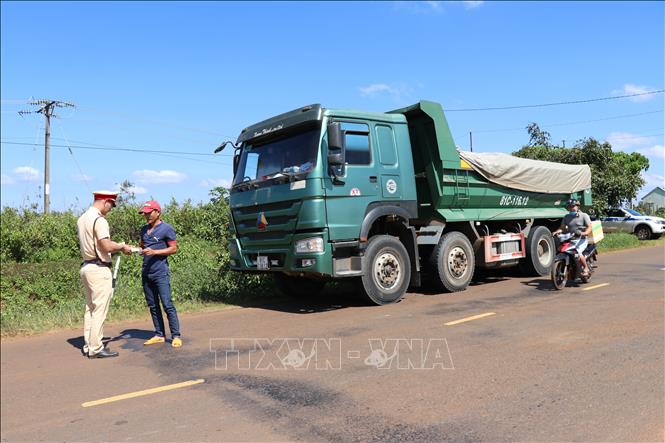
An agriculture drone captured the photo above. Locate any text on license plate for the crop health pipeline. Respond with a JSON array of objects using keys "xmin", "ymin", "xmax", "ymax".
[{"xmin": 257, "ymin": 255, "xmax": 269, "ymax": 270}]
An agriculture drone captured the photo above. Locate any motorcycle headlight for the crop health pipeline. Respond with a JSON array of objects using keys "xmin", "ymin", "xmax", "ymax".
[{"xmin": 295, "ymin": 237, "xmax": 324, "ymax": 254}]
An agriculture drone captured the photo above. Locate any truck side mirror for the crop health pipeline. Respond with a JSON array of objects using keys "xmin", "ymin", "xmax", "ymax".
[
  {"xmin": 233, "ymin": 153, "xmax": 240, "ymax": 176},
  {"xmin": 327, "ymin": 122, "xmax": 346, "ymax": 166},
  {"xmin": 327, "ymin": 122, "xmax": 346, "ymax": 184},
  {"xmin": 328, "ymin": 122, "xmax": 345, "ymax": 152}
]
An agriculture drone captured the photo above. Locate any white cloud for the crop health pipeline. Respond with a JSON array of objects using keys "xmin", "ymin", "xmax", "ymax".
[
  {"xmin": 358, "ymin": 83, "xmax": 413, "ymax": 101},
  {"xmin": 605, "ymin": 132, "xmax": 655, "ymax": 151},
  {"xmin": 611, "ymin": 84, "xmax": 658, "ymax": 102},
  {"xmin": 395, "ymin": 1, "xmax": 444, "ymax": 13},
  {"xmin": 462, "ymin": 1, "xmax": 484, "ymax": 9},
  {"xmin": 637, "ymin": 144, "xmax": 665, "ymax": 159},
  {"xmin": 13, "ymin": 166, "xmax": 39, "ymax": 181},
  {"xmin": 639, "ymin": 172, "xmax": 665, "ymax": 198},
  {"xmin": 1, "ymin": 174, "xmax": 15, "ymax": 185},
  {"xmin": 115, "ymin": 183, "xmax": 148, "ymax": 195},
  {"xmin": 359, "ymin": 84, "xmax": 394, "ymax": 96},
  {"xmin": 395, "ymin": 1, "xmax": 482, "ymax": 13},
  {"xmin": 199, "ymin": 178, "xmax": 232, "ymax": 188},
  {"xmin": 72, "ymin": 173, "xmax": 93, "ymax": 182},
  {"xmin": 133, "ymin": 169, "xmax": 187, "ymax": 184}
]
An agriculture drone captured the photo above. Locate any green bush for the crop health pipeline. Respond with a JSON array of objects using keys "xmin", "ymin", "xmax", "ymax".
[
  {"xmin": 0, "ymin": 208, "xmax": 79, "ymax": 263},
  {"xmin": 596, "ymin": 232, "xmax": 665, "ymax": 252},
  {"xmin": 1, "ymin": 187, "xmax": 269, "ymax": 335}
]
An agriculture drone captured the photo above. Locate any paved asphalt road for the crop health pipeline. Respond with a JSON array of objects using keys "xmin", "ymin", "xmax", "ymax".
[{"xmin": 2, "ymin": 246, "xmax": 664, "ymax": 442}]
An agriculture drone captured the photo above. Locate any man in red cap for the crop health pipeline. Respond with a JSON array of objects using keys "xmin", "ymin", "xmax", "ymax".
[
  {"xmin": 77, "ymin": 190, "xmax": 133, "ymax": 358},
  {"xmin": 138, "ymin": 200, "xmax": 182, "ymax": 347}
]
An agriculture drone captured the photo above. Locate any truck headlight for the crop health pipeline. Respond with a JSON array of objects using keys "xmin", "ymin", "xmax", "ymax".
[
  {"xmin": 295, "ymin": 237, "xmax": 324, "ymax": 254},
  {"xmin": 228, "ymin": 240, "xmax": 240, "ymax": 258}
]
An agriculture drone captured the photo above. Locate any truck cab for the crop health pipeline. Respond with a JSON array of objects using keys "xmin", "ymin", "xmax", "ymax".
[{"xmin": 228, "ymin": 105, "xmax": 418, "ymax": 303}]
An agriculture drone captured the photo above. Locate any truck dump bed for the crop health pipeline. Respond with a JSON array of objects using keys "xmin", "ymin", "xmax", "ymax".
[
  {"xmin": 459, "ymin": 151, "xmax": 591, "ymax": 194},
  {"xmin": 389, "ymin": 100, "xmax": 592, "ymax": 222}
]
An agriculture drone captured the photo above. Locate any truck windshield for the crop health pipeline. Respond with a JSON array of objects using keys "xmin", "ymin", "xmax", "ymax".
[{"xmin": 233, "ymin": 127, "xmax": 320, "ymax": 188}]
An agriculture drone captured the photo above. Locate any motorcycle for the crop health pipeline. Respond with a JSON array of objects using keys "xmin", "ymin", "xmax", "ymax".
[{"xmin": 551, "ymin": 232, "xmax": 598, "ymax": 290}]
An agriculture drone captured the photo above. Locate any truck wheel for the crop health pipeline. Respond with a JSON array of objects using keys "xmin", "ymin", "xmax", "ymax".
[
  {"xmin": 274, "ymin": 273, "xmax": 325, "ymax": 298},
  {"xmin": 519, "ymin": 225, "xmax": 555, "ymax": 276},
  {"xmin": 635, "ymin": 225, "xmax": 652, "ymax": 240},
  {"xmin": 360, "ymin": 235, "xmax": 411, "ymax": 305},
  {"xmin": 430, "ymin": 232, "xmax": 475, "ymax": 293}
]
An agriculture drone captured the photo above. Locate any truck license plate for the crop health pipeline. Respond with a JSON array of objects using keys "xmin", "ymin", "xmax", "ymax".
[{"xmin": 257, "ymin": 255, "xmax": 269, "ymax": 270}]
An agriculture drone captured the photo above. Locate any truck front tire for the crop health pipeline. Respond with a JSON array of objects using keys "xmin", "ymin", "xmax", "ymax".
[
  {"xmin": 360, "ymin": 235, "xmax": 411, "ymax": 305},
  {"xmin": 430, "ymin": 232, "xmax": 475, "ymax": 293},
  {"xmin": 519, "ymin": 225, "xmax": 555, "ymax": 276}
]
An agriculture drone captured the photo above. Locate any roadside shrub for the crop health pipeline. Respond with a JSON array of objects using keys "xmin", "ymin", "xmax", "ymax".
[{"xmin": 0, "ymin": 208, "xmax": 79, "ymax": 263}]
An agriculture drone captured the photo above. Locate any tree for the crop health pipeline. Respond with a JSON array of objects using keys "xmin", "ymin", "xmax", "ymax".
[
  {"xmin": 526, "ymin": 122, "xmax": 552, "ymax": 147},
  {"xmin": 116, "ymin": 180, "xmax": 138, "ymax": 206},
  {"xmin": 513, "ymin": 134, "xmax": 649, "ymax": 216}
]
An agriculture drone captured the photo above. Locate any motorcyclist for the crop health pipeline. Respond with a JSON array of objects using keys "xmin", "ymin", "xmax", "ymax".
[{"xmin": 552, "ymin": 199, "xmax": 593, "ymax": 277}]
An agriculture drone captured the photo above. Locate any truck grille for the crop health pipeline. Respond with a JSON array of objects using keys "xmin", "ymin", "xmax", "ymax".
[{"xmin": 232, "ymin": 199, "xmax": 302, "ymax": 247}]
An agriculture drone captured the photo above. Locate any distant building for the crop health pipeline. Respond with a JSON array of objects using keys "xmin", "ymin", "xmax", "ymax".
[{"xmin": 640, "ymin": 186, "xmax": 665, "ymax": 213}]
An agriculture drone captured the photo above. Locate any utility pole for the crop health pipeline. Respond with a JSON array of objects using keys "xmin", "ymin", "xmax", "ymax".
[
  {"xmin": 19, "ymin": 99, "xmax": 75, "ymax": 214},
  {"xmin": 469, "ymin": 131, "xmax": 473, "ymax": 152}
]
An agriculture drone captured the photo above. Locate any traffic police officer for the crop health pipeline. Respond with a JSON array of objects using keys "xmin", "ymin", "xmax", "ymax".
[{"xmin": 77, "ymin": 190, "xmax": 132, "ymax": 358}]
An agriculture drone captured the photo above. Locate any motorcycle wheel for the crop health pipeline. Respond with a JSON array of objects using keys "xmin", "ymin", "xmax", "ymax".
[{"xmin": 551, "ymin": 259, "xmax": 568, "ymax": 290}]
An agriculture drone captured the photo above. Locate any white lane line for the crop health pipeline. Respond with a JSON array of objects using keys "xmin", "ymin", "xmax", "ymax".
[
  {"xmin": 582, "ymin": 283, "xmax": 610, "ymax": 291},
  {"xmin": 445, "ymin": 312, "xmax": 496, "ymax": 326},
  {"xmin": 82, "ymin": 379, "xmax": 205, "ymax": 407}
]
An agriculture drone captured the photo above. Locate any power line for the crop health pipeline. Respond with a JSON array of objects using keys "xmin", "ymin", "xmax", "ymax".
[
  {"xmin": 446, "ymin": 89, "xmax": 665, "ymax": 112},
  {"xmin": 57, "ymin": 124, "xmax": 92, "ymax": 193},
  {"xmin": 0, "ymin": 140, "xmax": 232, "ymax": 157},
  {"xmin": 470, "ymin": 109, "xmax": 665, "ymax": 134},
  {"xmin": 0, "ymin": 140, "xmax": 232, "ymax": 166}
]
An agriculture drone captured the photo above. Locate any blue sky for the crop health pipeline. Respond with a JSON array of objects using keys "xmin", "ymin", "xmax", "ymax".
[{"xmin": 2, "ymin": 1, "xmax": 663, "ymax": 211}]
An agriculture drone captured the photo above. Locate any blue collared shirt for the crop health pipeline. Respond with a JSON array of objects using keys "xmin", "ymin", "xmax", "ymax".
[{"xmin": 140, "ymin": 221, "xmax": 177, "ymax": 275}]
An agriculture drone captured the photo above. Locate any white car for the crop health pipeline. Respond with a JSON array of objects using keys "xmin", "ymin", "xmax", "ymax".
[{"xmin": 601, "ymin": 208, "xmax": 665, "ymax": 240}]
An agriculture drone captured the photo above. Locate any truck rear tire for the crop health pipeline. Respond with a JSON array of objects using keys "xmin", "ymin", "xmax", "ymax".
[
  {"xmin": 274, "ymin": 273, "xmax": 325, "ymax": 298},
  {"xmin": 430, "ymin": 232, "xmax": 475, "ymax": 293},
  {"xmin": 519, "ymin": 225, "xmax": 555, "ymax": 276},
  {"xmin": 360, "ymin": 235, "xmax": 411, "ymax": 305}
]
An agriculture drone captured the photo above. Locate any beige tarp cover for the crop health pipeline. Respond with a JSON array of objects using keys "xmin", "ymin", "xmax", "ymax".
[{"xmin": 459, "ymin": 151, "xmax": 591, "ymax": 194}]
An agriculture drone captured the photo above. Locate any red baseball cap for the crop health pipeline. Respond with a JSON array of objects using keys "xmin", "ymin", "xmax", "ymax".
[{"xmin": 139, "ymin": 200, "xmax": 161, "ymax": 214}]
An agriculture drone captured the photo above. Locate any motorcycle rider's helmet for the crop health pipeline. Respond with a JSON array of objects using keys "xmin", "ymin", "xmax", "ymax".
[{"xmin": 566, "ymin": 198, "xmax": 580, "ymax": 209}]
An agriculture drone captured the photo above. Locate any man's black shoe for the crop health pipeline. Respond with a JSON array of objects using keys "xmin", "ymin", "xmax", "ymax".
[{"xmin": 88, "ymin": 348, "xmax": 119, "ymax": 359}]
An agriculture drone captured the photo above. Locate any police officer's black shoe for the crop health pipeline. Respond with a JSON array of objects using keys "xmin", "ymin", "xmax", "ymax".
[{"xmin": 88, "ymin": 348, "xmax": 119, "ymax": 359}]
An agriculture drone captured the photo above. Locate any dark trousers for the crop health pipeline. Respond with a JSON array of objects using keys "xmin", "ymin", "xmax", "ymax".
[{"xmin": 142, "ymin": 272, "xmax": 180, "ymax": 338}]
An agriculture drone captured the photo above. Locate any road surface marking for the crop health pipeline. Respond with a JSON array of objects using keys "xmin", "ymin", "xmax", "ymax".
[
  {"xmin": 445, "ymin": 312, "xmax": 496, "ymax": 326},
  {"xmin": 82, "ymin": 379, "xmax": 205, "ymax": 408},
  {"xmin": 582, "ymin": 283, "xmax": 610, "ymax": 291}
]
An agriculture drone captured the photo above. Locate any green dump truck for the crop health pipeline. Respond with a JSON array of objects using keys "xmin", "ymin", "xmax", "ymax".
[{"xmin": 220, "ymin": 101, "xmax": 592, "ymax": 305}]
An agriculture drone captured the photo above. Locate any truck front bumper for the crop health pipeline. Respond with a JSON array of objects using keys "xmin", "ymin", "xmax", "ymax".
[{"xmin": 228, "ymin": 230, "xmax": 333, "ymax": 277}]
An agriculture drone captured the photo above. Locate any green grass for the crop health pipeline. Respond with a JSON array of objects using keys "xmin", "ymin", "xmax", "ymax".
[
  {"xmin": 0, "ymin": 298, "xmax": 233, "ymax": 337},
  {"xmin": 596, "ymin": 232, "xmax": 665, "ymax": 253},
  {"xmin": 2, "ymin": 232, "xmax": 663, "ymax": 337}
]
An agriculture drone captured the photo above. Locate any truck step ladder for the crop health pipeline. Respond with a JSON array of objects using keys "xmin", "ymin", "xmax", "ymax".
[{"xmin": 455, "ymin": 169, "xmax": 470, "ymax": 201}]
